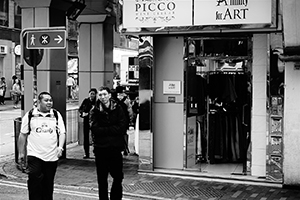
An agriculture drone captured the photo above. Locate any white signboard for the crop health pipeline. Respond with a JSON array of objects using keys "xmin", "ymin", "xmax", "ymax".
[
  {"xmin": 194, "ymin": 0, "xmax": 272, "ymax": 26},
  {"xmin": 123, "ymin": 0, "xmax": 192, "ymax": 28},
  {"xmin": 163, "ymin": 81, "xmax": 181, "ymax": 94}
]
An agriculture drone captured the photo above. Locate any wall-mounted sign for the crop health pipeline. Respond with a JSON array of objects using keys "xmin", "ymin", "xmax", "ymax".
[
  {"xmin": 123, "ymin": 0, "xmax": 192, "ymax": 28},
  {"xmin": 163, "ymin": 81, "xmax": 181, "ymax": 94},
  {"xmin": 194, "ymin": 0, "xmax": 272, "ymax": 26},
  {"xmin": 14, "ymin": 45, "xmax": 21, "ymax": 55},
  {"xmin": 168, "ymin": 96, "xmax": 176, "ymax": 103},
  {"xmin": 123, "ymin": 0, "xmax": 272, "ymax": 28}
]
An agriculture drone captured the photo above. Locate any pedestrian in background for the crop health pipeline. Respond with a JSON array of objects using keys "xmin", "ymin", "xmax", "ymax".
[
  {"xmin": 18, "ymin": 91, "xmax": 66, "ymax": 200},
  {"xmin": 78, "ymin": 88, "xmax": 97, "ymax": 159},
  {"xmin": 66, "ymin": 75, "xmax": 75, "ymax": 100},
  {"xmin": 89, "ymin": 86, "xmax": 127, "ymax": 200},
  {"xmin": 11, "ymin": 78, "xmax": 22, "ymax": 108},
  {"xmin": 0, "ymin": 76, "xmax": 7, "ymax": 105},
  {"xmin": 132, "ymin": 96, "xmax": 139, "ymax": 127},
  {"xmin": 116, "ymin": 85, "xmax": 134, "ymax": 155}
]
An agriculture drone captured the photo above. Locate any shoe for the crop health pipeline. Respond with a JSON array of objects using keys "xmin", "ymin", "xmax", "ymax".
[{"xmin": 83, "ymin": 155, "xmax": 90, "ymax": 159}]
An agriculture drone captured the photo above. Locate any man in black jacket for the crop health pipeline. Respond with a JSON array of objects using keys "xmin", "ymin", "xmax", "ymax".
[
  {"xmin": 89, "ymin": 86, "xmax": 127, "ymax": 200},
  {"xmin": 78, "ymin": 88, "xmax": 97, "ymax": 159}
]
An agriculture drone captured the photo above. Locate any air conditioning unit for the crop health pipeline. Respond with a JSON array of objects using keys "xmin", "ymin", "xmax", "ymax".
[{"xmin": 0, "ymin": 45, "xmax": 8, "ymax": 54}]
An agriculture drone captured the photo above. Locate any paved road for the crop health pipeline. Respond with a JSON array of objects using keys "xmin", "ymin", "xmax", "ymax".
[
  {"xmin": 0, "ymin": 179, "xmax": 141, "ymax": 200},
  {"xmin": 0, "ymin": 109, "xmax": 20, "ymax": 158}
]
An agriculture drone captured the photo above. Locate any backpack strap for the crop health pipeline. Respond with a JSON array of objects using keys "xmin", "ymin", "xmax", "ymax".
[
  {"xmin": 28, "ymin": 108, "xmax": 59, "ymax": 134},
  {"xmin": 52, "ymin": 109, "xmax": 59, "ymax": 125},
  {"xmin": 27, "ymin": 108, "xmax": 34, "ymax": 134}
]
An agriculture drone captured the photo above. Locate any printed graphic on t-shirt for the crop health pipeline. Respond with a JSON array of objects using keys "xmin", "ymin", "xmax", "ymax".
[{"xmin": 35, "ymin": 122, "xmax": 55, "ymax": 134}]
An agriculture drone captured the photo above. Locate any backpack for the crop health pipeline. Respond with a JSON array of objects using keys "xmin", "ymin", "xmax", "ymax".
[{"xmin": 28, "ymin": 108, "xmax": 59, "ymax": 134}]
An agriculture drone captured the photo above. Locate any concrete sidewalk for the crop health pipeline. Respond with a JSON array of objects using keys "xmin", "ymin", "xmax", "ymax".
[
  {"xmin": 1, "ymin": 100, "xmax": 300, "ymax": 199},
  {"xmin": 1, "ymin": 142, "xmax": 300, "ymax": 200}
]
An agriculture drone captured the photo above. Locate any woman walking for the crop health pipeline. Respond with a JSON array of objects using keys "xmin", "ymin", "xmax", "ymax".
[{"xmin": 11, "ymin": 78, "xmax": 22, "ymax": 108}]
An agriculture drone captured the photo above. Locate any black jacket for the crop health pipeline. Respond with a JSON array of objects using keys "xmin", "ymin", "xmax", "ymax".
[
  {"xmin": 89, "ymin": 99, "xmax": 127, "ymax": 149},
  {"xmin": 79, "ymin": 97, "xmax": 95, "ymax": 119}
]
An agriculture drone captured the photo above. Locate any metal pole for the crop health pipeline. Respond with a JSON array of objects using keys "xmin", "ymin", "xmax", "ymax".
[{"xmin": 32, "ymin": 50, "xmax": 38, "ymax": 108}]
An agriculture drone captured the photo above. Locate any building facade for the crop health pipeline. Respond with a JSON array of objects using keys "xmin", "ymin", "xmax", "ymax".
[
  {"xmin": 0, "ymin": 0, "xmax": 21, "ymax": 97},
  {"xmin": 122, "ymin": 0, "xmax": 300, "ymax": 187}
]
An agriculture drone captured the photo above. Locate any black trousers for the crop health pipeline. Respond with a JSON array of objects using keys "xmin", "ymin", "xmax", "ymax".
[
  {"xmin": 67, "ymin": 86, "xmax": 72, "ymax": 99},
  {"xmin": 94, "ymin": 147, "xmax": 124, "ymax": 200},
  {"xmin": 27, "ymin": 156, "xmax": 58, "ymax": 200},
  {"xmin": 0, "ymin": 90, "xmax": 5, "ymax": 103},
  {"xmin": 83, "ymin": 118, "xmax": 90, "ymax": 156}
]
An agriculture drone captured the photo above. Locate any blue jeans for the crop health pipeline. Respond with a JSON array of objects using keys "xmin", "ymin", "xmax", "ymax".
[
  {"xmin": 27, "ymin": 156, "xmax": 57, "ymax": 200},
  {"xmin": 94, "ymin": 147, "xmax": 124, "ymax": 200}
]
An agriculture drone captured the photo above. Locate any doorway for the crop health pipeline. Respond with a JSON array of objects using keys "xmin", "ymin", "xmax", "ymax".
[{"xmin": 184, "ymin": 36, "xmax": 252, "ymax": 175}]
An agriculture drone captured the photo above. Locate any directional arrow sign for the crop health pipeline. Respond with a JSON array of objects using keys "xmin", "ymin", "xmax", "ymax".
[{"xmin": 26, "ymin": 30, "xmax": 66, "ymax": 49}]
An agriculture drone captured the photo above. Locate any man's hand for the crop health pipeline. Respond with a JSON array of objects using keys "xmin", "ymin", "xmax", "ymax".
[
  {"xmin": 57, "ymin": 146, "xmax": 64, "ymax": 158},
  {"xmin": 18, "ymin": 155, "xmax": 28, "ymax": 173},
  {"xmin": 82, "ymin": 112, "xmax": 88, "ymax": 117}
]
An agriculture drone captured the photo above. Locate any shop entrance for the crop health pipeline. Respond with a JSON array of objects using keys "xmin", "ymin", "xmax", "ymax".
[{"xmin": 184, "ymin": 36, "xmax": 252, "ymax": 175}]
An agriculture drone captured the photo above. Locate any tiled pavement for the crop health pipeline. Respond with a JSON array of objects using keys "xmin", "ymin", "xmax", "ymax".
[
  {"xmin": 1, "ymin": 143, "xmax": 300, "ymax": 200},
  {"xmin": 1, "ymin": 100, "xmax": 300, "ymax": 199}
]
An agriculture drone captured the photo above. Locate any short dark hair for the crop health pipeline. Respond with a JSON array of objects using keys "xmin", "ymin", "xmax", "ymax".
[
  {"xmin": 38, "ymin": 91, "xmax": 51, "ymax": 100},
  {"xmin": 116, "ymin": 86, "xmax": 125, "ymax": 93},
  {"xmin": 99, "ymin": 86, "xmax": 111, "ymax": 94},
  {"xmin": 89, "ymin": 88, "xmax": 97, "ymax": 94}
]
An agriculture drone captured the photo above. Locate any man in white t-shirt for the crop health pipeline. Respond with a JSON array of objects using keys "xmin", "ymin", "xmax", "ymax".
[
  {"xmin": 66, "ymin": 75, "xmax": 75, "ymax": 99},
  {"xmin": 18, "ymin": 91, "xmax": 66, "ymax": 200}
]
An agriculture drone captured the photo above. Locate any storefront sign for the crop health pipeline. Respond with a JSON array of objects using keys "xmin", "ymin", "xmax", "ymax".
[
  {"xmin": 163, "ymin": 81, "xmax": 181, "ymax": 94},
  {"xmin": 123, "ymin": 0, "xmax": 192, "ymax": 28},
  {"xmin": 194, "ymin": 0, "xmax": 272, "ymax": 25}
]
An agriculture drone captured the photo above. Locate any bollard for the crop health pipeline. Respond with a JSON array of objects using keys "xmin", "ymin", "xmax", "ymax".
[
  {"xmin": 78, "ymin": 116, "xmax": 84, "ymax": 145},
  {"xmin": 14, "ymin": 117, "xmax": 22, "ymax": 164}
]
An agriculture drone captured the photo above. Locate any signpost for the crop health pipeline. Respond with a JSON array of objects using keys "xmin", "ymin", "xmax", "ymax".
[{"xmin": 20, "ymin": 27, "xmax": 66, "ymax": 109}]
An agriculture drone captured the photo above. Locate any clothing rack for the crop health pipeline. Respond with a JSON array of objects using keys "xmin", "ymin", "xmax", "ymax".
[
  {"xmin": 209, "ymin": 71, "xmax": 244, "ymax": 75},
  {"xmin": 196, "ymin": 71, "xmax": 245, "ymax": 76}
]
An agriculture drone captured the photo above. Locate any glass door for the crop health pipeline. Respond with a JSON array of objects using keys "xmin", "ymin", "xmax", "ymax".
[{"xmin": 184, "ymin": 36, "xmax": 252, "ymax": 175}]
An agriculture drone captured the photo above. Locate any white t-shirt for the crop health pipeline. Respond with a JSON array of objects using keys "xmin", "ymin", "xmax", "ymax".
[
  {"xmin": 66, "ymin": 77, "xmax": 75, "ymax": 86},
  {"xmin": 20, "ymin": 108, "xmax": 66, "ymax": 161}
]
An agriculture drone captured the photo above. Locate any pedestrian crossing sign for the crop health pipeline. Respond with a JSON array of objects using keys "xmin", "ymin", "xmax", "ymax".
[{"xmin": 26, "ymin": 30, "xmax": 66, "ymax": 49}]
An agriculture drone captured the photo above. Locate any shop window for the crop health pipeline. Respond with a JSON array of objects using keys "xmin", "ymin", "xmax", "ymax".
[
  {"xmin": 189, "ymin": 38, "xmax": 248, "ymax": 58},
  {"xmin": 129, "ymin": 57, "xmax": 138, "ymax": 65},
  {"xmin": 0, "ymin": 0, "xmax": 8, "ymax": 27},
  {"xmin": 128, "ymin": 71, "xmax": 134, "ymax": 79},
  {"xmin": 14, "ymin": 3, "xmax": 21, "ymax": 29},
  {"xmin": 203, "ymin": 39, "xmax": 247, "ymax": 57}
]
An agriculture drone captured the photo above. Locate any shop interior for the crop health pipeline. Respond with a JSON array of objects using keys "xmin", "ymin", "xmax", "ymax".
[{"xmin": 184, "ymin": 36, "xmax": 252, "ymax": 176}]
